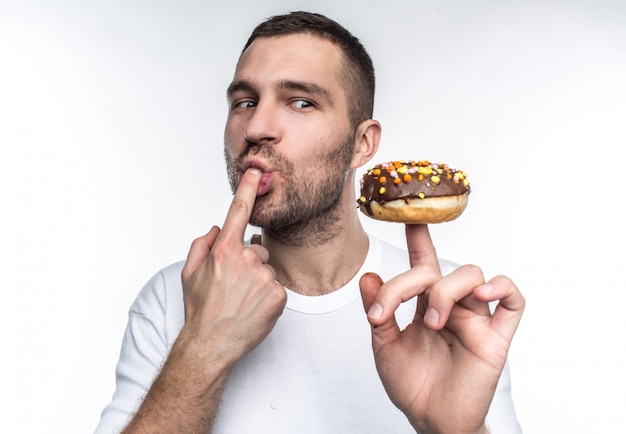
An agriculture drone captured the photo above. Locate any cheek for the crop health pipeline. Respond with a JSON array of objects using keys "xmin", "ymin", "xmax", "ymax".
[
  {"xmin": 224, "ymin": 121, "xmax": 243, "ymax": 156},
  {"xmin": 295, "ymin": 127, "xmax": 343, "ymax": 159},
  {"xmin": 302, "ymin": 126, "xmax": 351, "ymax": 161}
]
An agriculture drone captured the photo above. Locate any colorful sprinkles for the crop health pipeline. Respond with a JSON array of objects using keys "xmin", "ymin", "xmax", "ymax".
[{"xmin": 358, "ymin": 159, "xmax": 470, "ymax": 203}]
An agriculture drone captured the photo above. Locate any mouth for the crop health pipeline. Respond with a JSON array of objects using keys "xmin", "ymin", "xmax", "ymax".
[{"xmin": 240, "ymin": 161, "xmax": 275, "ymax": 197}]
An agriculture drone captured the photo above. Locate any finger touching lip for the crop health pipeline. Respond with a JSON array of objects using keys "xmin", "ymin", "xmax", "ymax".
[
  {"xmin": 256, "ymin": 171, "xmax": 274, "ymax": 196},
  {"xmin": 240, "ymin": 160, "xmax": 275, "ymax": 197},
  {"xmin": 239, "ymin": 168, "xmax": 274, "ymax": 197}
]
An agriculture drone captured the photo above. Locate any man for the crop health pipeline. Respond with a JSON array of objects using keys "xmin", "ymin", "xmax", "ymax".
[{"xmin": 96, "ymin": 11, "xmax": 525, "ymax": 433}]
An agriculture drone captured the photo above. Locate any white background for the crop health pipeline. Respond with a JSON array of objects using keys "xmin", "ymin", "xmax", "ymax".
[{"xmin": 1, "ymin": 0, "xmax": 625, "ymax": 432}]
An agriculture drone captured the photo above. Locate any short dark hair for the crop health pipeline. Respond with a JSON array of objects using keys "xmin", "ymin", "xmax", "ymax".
[{"xmin": 240, "ymin": 11, "xmax": 375, "ymax": 129}]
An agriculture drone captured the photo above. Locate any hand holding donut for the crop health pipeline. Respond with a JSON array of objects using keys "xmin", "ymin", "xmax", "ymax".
[{"xmin": 359, "ymin": 224, "xmax": 525, "ymax": 433}]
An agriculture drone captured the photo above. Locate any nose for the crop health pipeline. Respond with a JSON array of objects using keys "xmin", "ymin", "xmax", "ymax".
[{"xmin": 243, "ymin": 100, "xmax": 281, "ymax": 146}]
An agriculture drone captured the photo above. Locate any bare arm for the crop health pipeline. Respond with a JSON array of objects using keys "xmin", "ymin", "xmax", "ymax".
[
  {"xmin": 122, "ymin": 169, "xmax": 287, "ymax": 433},
  {"xmin": 122, "ymin": 320, "xmax": 232, "ymax": 433}
]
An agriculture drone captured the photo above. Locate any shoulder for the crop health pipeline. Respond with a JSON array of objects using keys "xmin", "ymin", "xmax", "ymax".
[{"xmin": 129, "ymin": 260, "xmax": 186, "ymax": 330}]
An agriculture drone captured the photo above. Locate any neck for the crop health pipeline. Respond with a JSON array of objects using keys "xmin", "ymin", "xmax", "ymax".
[{"xmin": 260, "ymin": 191, "xmax": 369, "ymax": 296}]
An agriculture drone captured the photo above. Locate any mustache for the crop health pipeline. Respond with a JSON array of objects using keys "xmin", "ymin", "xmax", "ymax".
[
  {"xmin": 225, "ymin": 142, "xmax": 295, "ymax": 194},
  {"xmin": 234, "ymin": 143, "xmax": 293, "ymax": 175}
]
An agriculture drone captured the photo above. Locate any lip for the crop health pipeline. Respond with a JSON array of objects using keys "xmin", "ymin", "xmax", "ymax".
[{"xmin": 240, "ymin": 160, "xmax": 275, "ymax": 197}]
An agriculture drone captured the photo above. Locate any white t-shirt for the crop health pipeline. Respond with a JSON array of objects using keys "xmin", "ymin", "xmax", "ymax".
[{"xmin": 95, "ymin": 234, "xmax": 521, "ymax": 433}]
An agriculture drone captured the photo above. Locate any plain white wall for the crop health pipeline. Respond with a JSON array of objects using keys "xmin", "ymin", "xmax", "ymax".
[{"xmin": 2, "ymin": 0, "xmax": 625, "ymax": 432}]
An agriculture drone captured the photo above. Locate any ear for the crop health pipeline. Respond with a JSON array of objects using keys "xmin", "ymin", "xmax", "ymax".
[{"xmin": 350, "ymin": 119, "xmax": 381, "ymax": 169}]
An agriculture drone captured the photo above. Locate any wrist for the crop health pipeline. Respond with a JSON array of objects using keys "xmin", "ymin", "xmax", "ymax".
[
  {"xmin": 122, "ymin": 328, "xmax": 237, "ymax": 430},
  {"xmin": 172, "ymin": 325, "xmax": 240, "ymax": 378},
  {"xmin": 410, "ymin": 421, "xmax": 489, "ymax": 434}
]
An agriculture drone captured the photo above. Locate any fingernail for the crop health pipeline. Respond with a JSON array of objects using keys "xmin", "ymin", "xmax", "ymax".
[
  {"xmin": 368, "ymin": 302, "xmax": 383, "ymax": 320},
  {"xmin": 424, "ymin": 307, "xmax": 440, "ymax": 327},
  {"xmin": 480, "ymin": 283, "xmax": 494, "ymax": 295},
  {"xmin": 247, "ymin": 167, "xmax": 262, "ymax": 176}
]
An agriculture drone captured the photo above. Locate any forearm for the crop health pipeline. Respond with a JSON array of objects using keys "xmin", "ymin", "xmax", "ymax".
[{"xmin": 121, "ymin": 329, "xmax": 234, "ymax": 433}]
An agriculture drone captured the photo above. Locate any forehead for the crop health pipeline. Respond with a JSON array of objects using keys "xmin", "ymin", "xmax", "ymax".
[{"xmin": 233, "ymin": 34, "xmax": 345, "ymax": 92}]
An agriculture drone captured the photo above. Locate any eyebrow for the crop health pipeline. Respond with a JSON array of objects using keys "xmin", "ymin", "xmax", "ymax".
[
  {"xmin": 227, "ymin": 79, "xmax": 334, "ymax": 106},
  {"xmin": 276, "ymin": 79, "xmax": 333, "ymax": 105},
  {"xmin": 226, "ymin": 80, "xmax": 255, "ymax": 99}
]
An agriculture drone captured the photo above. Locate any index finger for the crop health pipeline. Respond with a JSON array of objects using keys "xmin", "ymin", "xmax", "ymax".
[
  {"xmin": 220, "ymin": 168, "xmax": 262, "ymax": 242},
  {"xmin": 405, "ymin": 224, "xmax": 441, "ymax": 273}
]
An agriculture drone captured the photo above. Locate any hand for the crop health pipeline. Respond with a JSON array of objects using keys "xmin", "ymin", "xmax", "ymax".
[
  {"xmin": 359, "ymin": 224, "xmax": 525, "ymax": 434},
  {"xmin": 122, "ymin": 169, "xmax": 287, "ymax": 433},
  {"xmin": 180, "ymin": 168, "xmax": 287, "ymax": 367}
]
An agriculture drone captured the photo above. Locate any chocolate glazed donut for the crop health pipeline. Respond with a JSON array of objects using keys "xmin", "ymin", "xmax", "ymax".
[{"xmin": 358, "ymin": 160, "xmax": 471, "ymax": 224}]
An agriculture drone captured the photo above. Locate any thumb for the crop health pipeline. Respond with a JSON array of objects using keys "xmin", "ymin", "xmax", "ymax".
[
  {"xmin": 359, "ymin": 272, "xmax": 383, "ymax": 314},
  {"xmin": 359, "ymin": 273, "xmax": 401, "ymax": 345},
  {"xmin": 182, "ymin": 226, "xmax": 221, "ymax": 283}
]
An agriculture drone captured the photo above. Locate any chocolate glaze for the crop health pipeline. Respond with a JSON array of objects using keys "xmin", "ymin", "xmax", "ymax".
[{"xmin": 358, "ymin": 160, "xmax": 470, "ymax": 215}]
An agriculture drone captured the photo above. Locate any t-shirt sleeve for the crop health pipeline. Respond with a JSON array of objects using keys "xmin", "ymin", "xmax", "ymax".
[
  {"xmin": 486, "ymin": 361, "xmax": 522, "ymax": 432},
  {"xmin": 94, "ymin": 266, "xmax": 180, "ymax": 434}
]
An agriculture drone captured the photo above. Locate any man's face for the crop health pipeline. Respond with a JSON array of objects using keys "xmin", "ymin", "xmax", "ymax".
[{"xmin": 224, "ymin": 34, "xmax": 355, "ymax": 231}]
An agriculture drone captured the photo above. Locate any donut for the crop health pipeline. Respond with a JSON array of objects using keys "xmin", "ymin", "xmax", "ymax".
[{"xmin": 357, "ymin": 159, "xmax": 470, "ymax": 224}]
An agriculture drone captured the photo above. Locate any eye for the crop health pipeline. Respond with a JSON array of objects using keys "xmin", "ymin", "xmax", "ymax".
[
  {"xmin": 235, "ymin": 100, "xmax": 256, "ymax": 109},
  {"xmin": 291, "ymin": 99, "xmax": 314, "ymax": 109}
]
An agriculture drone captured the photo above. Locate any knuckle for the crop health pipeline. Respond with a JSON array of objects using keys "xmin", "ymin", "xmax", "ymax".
[
  {"xmin": 493, "ymin": 274, "xmax": 526, "ymax": 304},
  {"xmin": 181, "ymin": 266, "xmax": 192, "ymax": 283},
  {"xmin": 188, "ymin": 235, "xmax": 204, "ymax": 251},
  {"xmin": 257, "ymin": 266, "xmax": 276, "ymax": 284},
  {"xmin": 492, "ymin": 274, "xmax": 512, "ymax": 286},
  {"xmin": 429, "ymin": 280, "xmax": 447, "ymax": 298},
  {"xmin": 378, "ymin": 283, "xmax": 403, "ymax": 306},
  {"xmin": 241, "ymin": 245, "xmax": 269, "ymax": 264},
  {"xmin": 240, "ymin": 247, "xmax": 260, "ymax": 264},
  {"xmin": 209, "ymin": 242, "xmax": 232, "ymax": 264},
  {"xmin": 239, "ymin": 246, "xmax": 254, "ymax": 258},
  {"xmin": 268, "ymin": 283, "xmax": 287, "ymax": 309},
  {"xmin": 455, "ymin": 263, "xmax": 485, "ymax": 287},
  {"xmin": 462, "ymin": 263, "xmax": 484, "ymax": 277},
  {"xmin": 229, "ymin": 196, "xmax": 251, "ymax": 217}
]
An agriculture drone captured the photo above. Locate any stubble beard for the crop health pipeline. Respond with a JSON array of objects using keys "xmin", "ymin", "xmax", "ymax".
[{"xmin": 225, "ymin": 132, "xmax": 355, "ymax": 247}]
